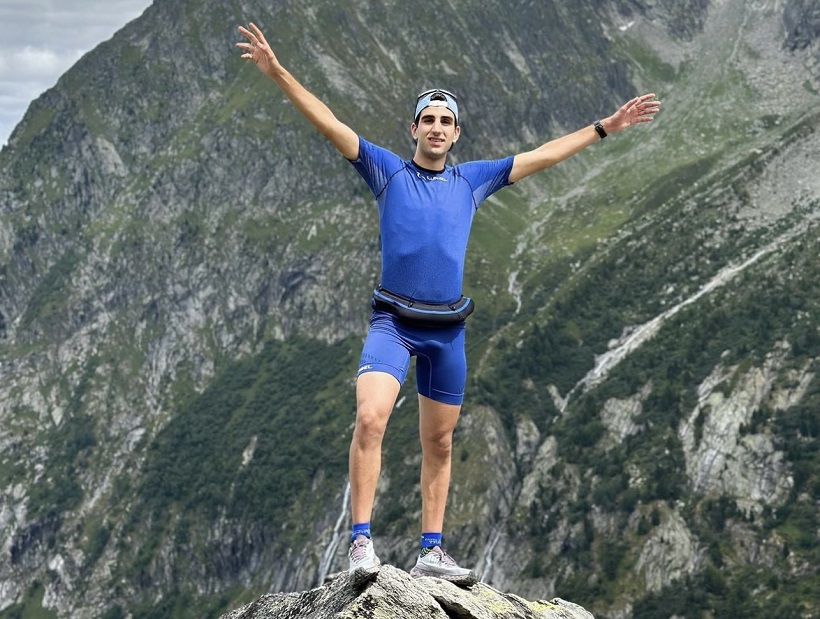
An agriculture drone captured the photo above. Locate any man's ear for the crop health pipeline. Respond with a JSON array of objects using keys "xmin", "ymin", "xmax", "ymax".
[
  {"xmin": 453, "ymin": 125, "xmax": 461, "ymax": 142},
  {"xmin": 410, "ymin": 122, "xmax": 418, "ymax": 140}
]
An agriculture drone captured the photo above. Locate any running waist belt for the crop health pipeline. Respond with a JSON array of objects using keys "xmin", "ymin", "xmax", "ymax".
[{"xmin": 371, "ymin": 287, "xmax": 475, "ymax": 327}]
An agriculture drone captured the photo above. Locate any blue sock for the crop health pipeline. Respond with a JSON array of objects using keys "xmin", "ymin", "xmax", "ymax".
[
  {"xmin": 351, "ymin": 522, "xmax": 371, "ymax": 543},
  {"xmin": 420, "ymin": 532, "xmax": 442, "ymax": 552}
]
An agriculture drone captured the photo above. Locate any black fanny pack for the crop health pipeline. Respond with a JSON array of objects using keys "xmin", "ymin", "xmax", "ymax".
[{"xmin": 371, "ymin": 286, "xmax": 475, "ymax": 327}]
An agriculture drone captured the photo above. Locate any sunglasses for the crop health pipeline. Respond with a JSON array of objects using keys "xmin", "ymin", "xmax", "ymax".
[{"xmin": 416, "ymin": 88, "xmax": 458, "ymax": 102}]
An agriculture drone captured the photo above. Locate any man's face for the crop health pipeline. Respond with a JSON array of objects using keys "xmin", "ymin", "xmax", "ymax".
[{"xmin": 411, "ymin": 107, "xmax": 460, "ymax": 160}]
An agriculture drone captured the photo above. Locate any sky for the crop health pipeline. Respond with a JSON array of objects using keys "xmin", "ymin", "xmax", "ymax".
[{"xmin": 0, "ymin": 0, "xmax": 153, "ymax": 147}]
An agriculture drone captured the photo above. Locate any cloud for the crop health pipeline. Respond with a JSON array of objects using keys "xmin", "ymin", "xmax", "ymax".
[
  {"xmin": 0, "ymin": 0, "xmax": 151, "ymax": 146},
  {"xmin": 0, "ymin": 46, "xmax": 83, "ymax": 80}
]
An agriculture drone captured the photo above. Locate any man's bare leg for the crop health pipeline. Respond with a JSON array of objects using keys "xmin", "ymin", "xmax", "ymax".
[
  {"xmin": 349, "ymin": 371, "xmax": 401, "ymax": 525},
  {"xmin": 410, "ymin": 394, "xmax": 476, "ymax": 584},
  {"xmin": 417, "ymin": 394, "xmax": 461, "ymax": 534}
]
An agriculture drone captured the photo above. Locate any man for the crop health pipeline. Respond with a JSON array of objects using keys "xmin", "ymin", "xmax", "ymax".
[{"xmin": 237, "ymin": 22, "xmax": 660, "ymax": 585}]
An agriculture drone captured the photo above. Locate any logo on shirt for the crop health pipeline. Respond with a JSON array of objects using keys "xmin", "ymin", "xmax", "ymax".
[{"xmin": 416, "ymin": 171, "xmax": 448, "ymax": 182}]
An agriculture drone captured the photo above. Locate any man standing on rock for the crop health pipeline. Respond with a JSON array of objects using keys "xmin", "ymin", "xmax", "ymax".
[{"xmin": 237, "ymin": 21, "xmax": 660, "ymax": 585}]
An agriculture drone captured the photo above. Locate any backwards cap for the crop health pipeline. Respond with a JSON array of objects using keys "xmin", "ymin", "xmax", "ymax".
[{"xmin": 414, "ymin": 88, "xmax": 459, "ymax": 124}]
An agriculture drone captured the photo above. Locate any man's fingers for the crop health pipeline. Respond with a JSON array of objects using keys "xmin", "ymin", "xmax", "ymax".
[
  {"xmin": 237, "ymin": 23, "xmax": 262, "ymax": 47},
  {"xmin": 249, "ymin": 22, "xmax": 266, "ymax": 45}
]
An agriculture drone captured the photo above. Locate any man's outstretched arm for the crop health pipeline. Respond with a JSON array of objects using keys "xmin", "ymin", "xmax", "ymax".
[
  {"xmin": 237, "ymin": 22, "xmax": 359, "ymax": 160},
  {"xmin": 508, "ymin": 94, "xmax": 660, "ymax": 183}
]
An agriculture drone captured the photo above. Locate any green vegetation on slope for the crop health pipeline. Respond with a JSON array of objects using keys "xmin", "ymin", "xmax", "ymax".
[
  {"xmin": 490, "ymin": 221, "xmax": 820, "ymax": 614},
  {"xmin": 115, "ymin": 335, "xmax": 359, "ymax": 616}
]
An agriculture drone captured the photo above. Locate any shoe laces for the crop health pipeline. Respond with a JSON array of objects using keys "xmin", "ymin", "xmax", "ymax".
[
  {"xmin": 350, "ymin": 536, "xmax": 371, "ymax": 562},
  {"xmin": 428, "ymin": 546, "xmax": 458, "ymax": 566}
]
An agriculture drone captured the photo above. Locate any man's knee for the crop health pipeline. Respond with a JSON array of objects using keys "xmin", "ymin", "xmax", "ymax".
[
  {"xmin": 354, "ymin": 401, "xmax": 391, "ymax": 441},
  {"xmin": 420, "ymin": 427, "xmax": 454, "ymax": 459}
]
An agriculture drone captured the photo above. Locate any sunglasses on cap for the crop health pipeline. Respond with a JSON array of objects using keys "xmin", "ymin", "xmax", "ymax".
[
  {"xmin": 414, "ymin": 88, "xmax": 459, "ymax": 124},
  {"xmin": 416, "ymin": 88, "xmax": 458, "ymax": 102}
]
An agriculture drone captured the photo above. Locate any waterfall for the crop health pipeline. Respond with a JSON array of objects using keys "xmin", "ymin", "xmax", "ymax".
[
  {"xmin": 316, "ymin": 481, "xmax": 351, "ymax": 585},
  {"xmin": 477, "ymin": 529, "xmax": 502, "ymax": 585}
]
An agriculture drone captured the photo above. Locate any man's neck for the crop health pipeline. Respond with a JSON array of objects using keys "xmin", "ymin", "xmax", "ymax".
[{"xmin": 412, "ymin": 155, "xmax": 446, "ymax": 172}]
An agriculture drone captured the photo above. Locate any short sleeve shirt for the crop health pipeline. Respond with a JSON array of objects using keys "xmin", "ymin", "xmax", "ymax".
[{"xmin": 350, "ymin": 136, "xmax": 513, "ymax": 303}]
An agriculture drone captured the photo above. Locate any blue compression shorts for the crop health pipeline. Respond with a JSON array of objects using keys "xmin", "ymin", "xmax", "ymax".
[{"xmin": 357, "ymin": 310, "xmax": 467, "ymax": 405}]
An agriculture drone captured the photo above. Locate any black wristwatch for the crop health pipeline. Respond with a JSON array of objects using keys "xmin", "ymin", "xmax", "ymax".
[{"xmin": 594, "ymin": 120, "xmax": 607, "ymax": 139}]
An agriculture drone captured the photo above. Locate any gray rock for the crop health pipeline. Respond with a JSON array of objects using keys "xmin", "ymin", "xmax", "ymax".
[{"xmin": 220, "ymin": 565, "xmax": 594, "ymax": 619}]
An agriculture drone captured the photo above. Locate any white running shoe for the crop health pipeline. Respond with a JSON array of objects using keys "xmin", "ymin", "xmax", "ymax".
[
  {"xmin": 348, "ymin": 535, "xmax": 381, "ymax": 575},
  {"xmin": 409, "ymin": 546, "xmax": 478, "ymax": 585}
]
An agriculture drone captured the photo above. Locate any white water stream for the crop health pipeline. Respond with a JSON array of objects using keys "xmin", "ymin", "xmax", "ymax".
[
  {"xmin": 561, "ymin": 221, "xmax": 815, "ymax": 410},
  {"xmin": 477, "ymin": 529, "xmax": 502, "ymax": 585},
  {"xmin": 316, "ymin": 481, "xmax": 350, "ymax": 586}
]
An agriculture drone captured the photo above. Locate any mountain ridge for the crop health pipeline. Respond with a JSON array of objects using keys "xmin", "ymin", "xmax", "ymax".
[{"xmin": 1, "ymin": 1, "xmax": 819, "ymax": 618}]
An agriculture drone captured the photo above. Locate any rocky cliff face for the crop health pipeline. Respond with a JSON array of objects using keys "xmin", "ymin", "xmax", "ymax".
[
  {"xmin": 785, "ymin": 0, "xmax": 820, "ymax": 52},
  {"xmin": 1, "ymin": 0, "xmax": 819, "ymax": 618}
]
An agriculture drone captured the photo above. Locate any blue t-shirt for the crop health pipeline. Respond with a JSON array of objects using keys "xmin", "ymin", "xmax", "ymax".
[{"xmin": 350, "ymin": 137, "xmax": 513, "ymax": 303}]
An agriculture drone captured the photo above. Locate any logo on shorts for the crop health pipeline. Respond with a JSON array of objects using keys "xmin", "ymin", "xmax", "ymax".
[{"xmin": 358, "ymin": 364, "xmax": 373, "ymax": 375}]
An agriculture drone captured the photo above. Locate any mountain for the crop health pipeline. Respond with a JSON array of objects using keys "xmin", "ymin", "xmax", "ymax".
[{"xmin": 1, "ymin": 0, "xmax": 818, "ymax": 618}]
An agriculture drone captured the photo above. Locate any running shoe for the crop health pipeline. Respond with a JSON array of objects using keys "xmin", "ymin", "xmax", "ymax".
[
  {"xmin": 348, "ymin": 535, "xmax": 381, "ymax": 575},
  {"xmin": 409, "ymin": 546, "xmax": 478, "ymax": 585}
]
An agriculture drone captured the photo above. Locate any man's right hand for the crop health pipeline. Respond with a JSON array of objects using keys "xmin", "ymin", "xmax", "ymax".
[
  {"xmin": 235, "ymin": 21, "xmax": 360, "ymax": 161},
  {"xmin": 237, "ymin": 22, "xmax": 279, "ymax": 76}
]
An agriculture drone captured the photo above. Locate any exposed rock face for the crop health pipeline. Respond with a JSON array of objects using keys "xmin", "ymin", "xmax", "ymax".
[
  {"xmin": 679, "ymin": 343, "xmax": 797, "ymax": 515},
  {"xmin": 635, "ymin": 510, "xmax": 703, "ymax": 593},
  {"xmin": 220, "ymin": 566, "xmax": 594, "ymax": 619},
  {"xmin": 785, "ymin": 0, "xmax": 820, "ymax": 76},
  {"xmin": 785, "ymin": 0, "xmax": 820, "ymax": 50}
]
